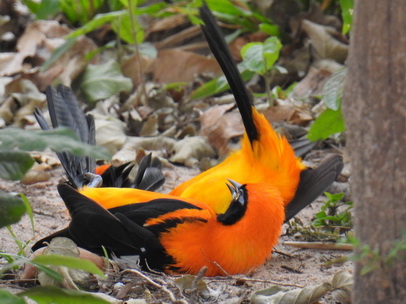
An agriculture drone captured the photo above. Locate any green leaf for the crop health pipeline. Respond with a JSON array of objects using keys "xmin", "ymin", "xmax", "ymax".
[
  {"xmin": 339, "ymin": 0, "xmax": 354, "ymax": 34},
  {"xmin": 259, "ymin": 23, "xmax": 280, "ymax": 36},
  {"xmin": 32, "ymin": 255, "xmax": 105, "ymax": 278},
  {"xmin": 79, "ymin": 60, "xmax": 133, "ymax": 104},
  {"xmin": 0, "ymin": 151, "xmax": 34, "ymax": 181},
  {"xmin": 263, "ymin": 37, "xmax": 282, "ymax": 71},
  {"xmin": 19, "ymin": 286, "xmax": 110, "ymax": 304},
  {"xmin": 241, "ymin": 42, "xmax": 265, "ymax": 75},
  {"xmin": 0, "ymin": 253, "xmax": 63, "ymax": 281},
  {"xmin": 327, "ymin": 192, "xmax": 345, "ymax": 202},
  {"xmin": 22, "ymin": 0, "xmax": 40, "ymax": 15},
  {"xmin": 22, "ymin": 0, "xmax": 60, "ymax": 20},
  {"xmin": 307, "ymin": 108, "xmax": 346, "ymax": 141},
  {"xmin": 191, "ymin": 75, "xmax": 230, "ymax": 100},
  {"xmin": 41, "ymin": 38, "xmax": 78, "ymax": 72},
  {"xmin": 111, "ymin": 10, "xmax": 145, "ymax": 44},
  {"xmin": 136, "ymin": 2, "xmax": 168, "ymax": 15},
  {"xmin": 0, "ymin": 127, "xmax": 110, "ymax": 160},
  {"xmin": 20, "ymin": 194, "xmax": 35, "ymax": 235},
  {"xmin": 241, "ymin": 37, "xmax": 282, "ymax": 75},
  {"xmin": 65, "ymin": 10, "xmax": 128, "ymax": 40},
  {"xmin": 0, "ymin": 289, "xmax": 26, "ymax": 304},
  {"xmin": 322, "ymin": 68, "xmax": 346, "ymax": 111},
  {"xmin": 0, "ymin": 191, "xmax": 26, "ymax": 229},
  {"xmin": 190, "ymin": 64, "xmax": 254, "ymax": 99}
]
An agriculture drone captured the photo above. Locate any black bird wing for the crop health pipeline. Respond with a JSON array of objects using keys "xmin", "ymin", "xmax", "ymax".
[
  {"xmin": 284, "ymin": 154, "xmax": 344, "ymax": 222},
  {"xmin": 32, "ymin": 184, "xmax": 205, "ymax": 270}
]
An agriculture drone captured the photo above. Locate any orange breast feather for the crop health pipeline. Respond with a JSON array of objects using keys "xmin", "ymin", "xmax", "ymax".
[{"xmin": 159, "ymin": 183, "xmax": 285, "ymax": 276}]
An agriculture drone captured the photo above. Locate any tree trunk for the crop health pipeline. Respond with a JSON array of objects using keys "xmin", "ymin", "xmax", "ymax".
[{"xmin": 343, "ymin": 0, "xmax": 406, "ymax": 303}]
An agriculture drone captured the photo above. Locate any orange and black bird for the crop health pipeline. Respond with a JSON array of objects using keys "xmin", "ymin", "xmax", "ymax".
[
  {"xmin": 33, "ymin": 178, "xmax": 286, "ymax": 276},
  {"xmin": 171, "ymin": 4, "xmax": 343, "ymax": 220},
  {"xmin": 32, "ymin": 4, "xmax": 343, "ymax": 276}
]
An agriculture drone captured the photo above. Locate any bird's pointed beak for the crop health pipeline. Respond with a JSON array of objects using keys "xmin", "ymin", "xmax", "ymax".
[
  {"xmin": 226, "ymin": 179, "xmax": 243, "ymax": 202},
  {"xmin": 226, "ymin": 179, "xmax": 242, "ymax": 189}
]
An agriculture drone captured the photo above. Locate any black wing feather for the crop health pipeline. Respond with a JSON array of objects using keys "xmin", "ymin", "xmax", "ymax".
[
  {"xmin": 31, "ymin": 185, "xmax": 207, "ymax": 271},
  {"xmin": 32, "ymin": 184, "xmax": 172, "ymax": 270},
  {"xmin": 284, "ymin": 154, "xmax": 344, "ymax": 222}
]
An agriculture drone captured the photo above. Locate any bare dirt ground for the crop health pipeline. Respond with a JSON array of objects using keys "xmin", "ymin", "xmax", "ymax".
[{"xmin": 0, "ymin": 156, "xmax": 353, "ymax": 303}]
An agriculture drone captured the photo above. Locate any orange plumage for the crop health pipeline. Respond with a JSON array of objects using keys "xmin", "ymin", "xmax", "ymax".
[
  {"xmin": 33, "ymin": 180, "xmax": 284, "ymax": 277},
  {"xmin": 171, "ymin": 108, "xmax": 305, "ymax": 213},
  {"xmin": 160, "ymin": 183, "xmax": 284, "ymax": 276}
]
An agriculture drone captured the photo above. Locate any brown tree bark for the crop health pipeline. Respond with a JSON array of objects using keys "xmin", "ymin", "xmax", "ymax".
[{"xmin": 343, "ymin": 0, "xmax": 406, "ymax": 303}]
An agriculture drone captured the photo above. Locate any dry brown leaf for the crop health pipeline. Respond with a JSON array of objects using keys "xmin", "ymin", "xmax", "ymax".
[
  {"xmin": 155, "ymin": 25, "xmax": 202, "ymax": 50},
  {"xmin": 331, "ymin": 270, "xmax": 353, "ymax": 304},
  {"xmin": 261, "ymin": 104, "xmax": 296, "ymax": 123},
  {"xmin": 0, "ymin": 20, "xmax": 69, "ymax": 77},
  {"xmin": 147, "ymin": 14, "xmax": 189, "ymax": 35},
  {"xmin": 0, "ymin": 20, "xmax": 97, "ymax": 88},
  {"xmin": 200, "ymin": 104, "xmax": 244, "ymax": 155},
  {"xmin": 112, "ymin": 136, "xmax": 177, "ymax": 166},
  {"xmin": 298, "ymin": 65, "xmax": 331, "ymax": 99},
  {"xmin": 1, "ymin": 78, "xmax": 46, "ymax": 126},
  {"xmin": 31, "ymin": 152, "xmax": 60, "ymax": 167},
  {"xmin": 150, "ymin": 49, "xmax": 222, "ymax": 83},
  {"xmin": 140, "ymin": 114, "xmax": 159, "ymax": 137},
  {"xmin": 250, "ymin": 282, "xmax": 332, "ymax": 304},
  {"xmin": 170, "ymin": 136, "xmax": 216, "ymax": 167},
  {"xmin": 93, "ymin": 113, "xmax": 127, "ymax": 155},
  {"xmin": 21, "ymin": 163, "xmax": 51, "ymax": 185},
  {"xmin": 301, "ymin": 19, "xmax": 348, "ymax": 63},
  {"xmin": 121, "ymin": 53, "xmax": 154, "ymax": 87}
]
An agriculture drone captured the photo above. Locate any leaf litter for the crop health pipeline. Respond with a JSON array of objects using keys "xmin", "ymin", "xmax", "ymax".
[{"xmin": 0, "ymin": 1, "xmax": 353, "ymax": 303}]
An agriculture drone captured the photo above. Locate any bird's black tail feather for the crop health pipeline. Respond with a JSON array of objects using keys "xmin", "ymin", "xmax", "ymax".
[
  {"xmin": 199, "ymin": 4, "xmax": 259, "ymax": 144},
  {"xmin": 34, "ymin": 85, "xmax": 165, "ymax": 191},
  {"xmin": 34, "ymin": 85, "xmax": 96, "ymax": 188},
  {"xmin": 101, "ymin": 154, "xmax": 165, "ymax": 191}
]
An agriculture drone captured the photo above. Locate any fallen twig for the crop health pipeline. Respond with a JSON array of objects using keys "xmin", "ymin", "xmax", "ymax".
[
  {"xmin": 124, "ymin": 269, "xmax": 188, "ymax": 304},
  {"xmin": 283, "ymin": 241, "xmax": 353, "ymax": 251}
]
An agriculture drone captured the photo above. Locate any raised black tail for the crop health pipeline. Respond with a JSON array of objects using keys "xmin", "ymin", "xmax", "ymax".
[
  {"xmin": 199, "ymin": 4, "xmax": 259, "ymax": 144},
  {"xmin": 34, "ymin": 85, "xmax": 165, "ymax": 191},
  {"xmin": 34, "ymin": 85, "xmax": 96, "ymax": 188}
]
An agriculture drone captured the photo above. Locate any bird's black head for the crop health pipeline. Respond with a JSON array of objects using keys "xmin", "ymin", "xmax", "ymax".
[{"xmin": 217, "ymin": 180, "xmax": 248, "ymax": 225}]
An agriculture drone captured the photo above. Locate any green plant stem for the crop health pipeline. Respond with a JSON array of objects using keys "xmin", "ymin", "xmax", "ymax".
[
  {"xmin": 264, "ymin": 71, "xmax": 274, "ymax": 106},
  {"xmin": 6, "ymin": 226, "xmax": 25, "ymax": 255},
  {"xmin": 128, "ymin": 0, "xmax": 147, "ymax": 106}
]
